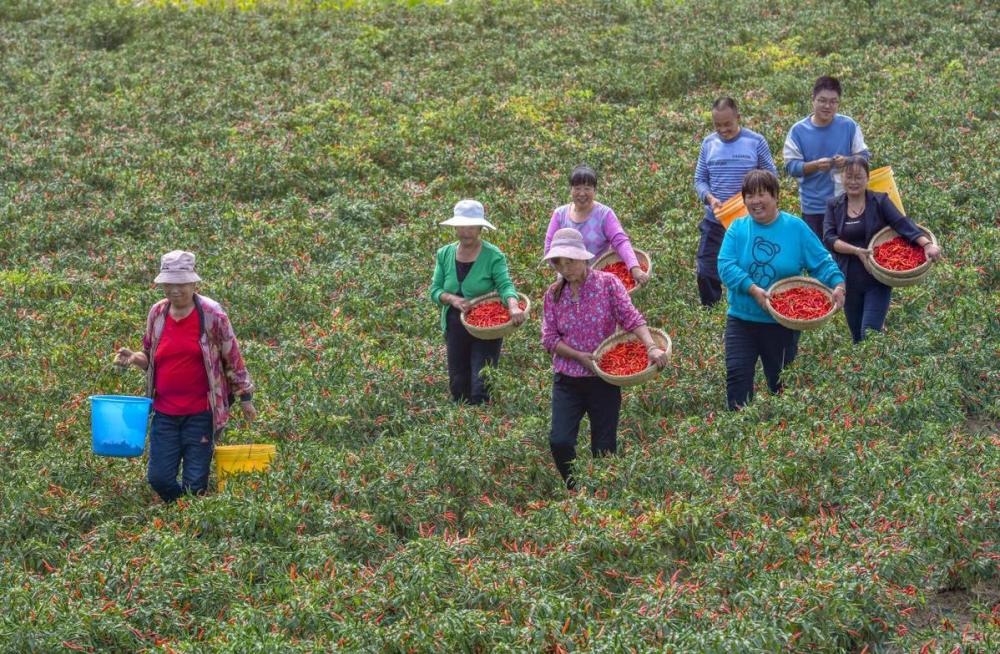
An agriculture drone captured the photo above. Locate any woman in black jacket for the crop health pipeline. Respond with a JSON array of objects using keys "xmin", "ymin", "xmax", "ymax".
[{"xmin": 822, "ymin": 157, "xmax": 942, "ymax": 342}]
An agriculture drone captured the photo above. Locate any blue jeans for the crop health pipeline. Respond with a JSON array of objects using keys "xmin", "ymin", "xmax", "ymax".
[
  {"xmin": 843, "ymin": 261, "xmax": 892, "ymax": 343},
  {"xmin": 724, "ymin": 316, "xmax": 798, "ymax": 410},
  {"xmin": 549, "ymin": 373, "xmax": 622, "ymax": 488},
  {"xmin": 147, "ymin": 410, "xmax": 215, "ymax": 503}
]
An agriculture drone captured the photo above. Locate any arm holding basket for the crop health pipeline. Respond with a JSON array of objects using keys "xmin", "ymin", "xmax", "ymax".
[
  {"xmin": 874, "ymin": 193, "xmax": 943, "ymax": 261},
  {"xmin": 489, "ymin": 251, "xmax": 526, "ymax": 326},
  {"xmin": 607, "ymin": 275, "xmax": 667, "ymax": 368},
  {"xmin": 603, "ymin": 209, "xmax": 647, "ymax": 286},
  {"xmin": 799, "ymin": 221, "xmax": 847, "ymax": 309}
]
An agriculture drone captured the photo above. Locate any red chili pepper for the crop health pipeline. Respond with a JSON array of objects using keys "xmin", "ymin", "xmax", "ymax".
[
  {"xmin": 770, "ymin": 287, "xmax": 832, "ymax": 320},
  {"xmin": 598, "ymin": 261, "xmax": 649, "ymax": 290},
  {"xmin": 598, "ymin": 341, "xmax": 648, "ymax": 376},
  {"xmin": 873, "ymin": 236, "xmax": 926, "ymax": 271},
  {"xmin": 465, "ymin": 300, "xmax": 527, "ymax": 327}
]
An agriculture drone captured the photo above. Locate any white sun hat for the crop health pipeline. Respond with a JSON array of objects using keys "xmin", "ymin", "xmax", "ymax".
[{"xmin": 439, "ymin": 199, "xmax": 497, "ymax": 230}]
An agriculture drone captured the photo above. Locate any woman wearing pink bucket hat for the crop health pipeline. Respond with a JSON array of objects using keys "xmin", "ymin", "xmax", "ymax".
[
  {"xmin": 541, "ymin": 229, "xmax": 668, "ymax": 490},
  {"xmin": 115, "ymin": 250, "xmax": 256, "ymax": 503}
]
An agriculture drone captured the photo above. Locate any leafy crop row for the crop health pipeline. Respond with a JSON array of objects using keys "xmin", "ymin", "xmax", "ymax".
[{"xmin": 1, "ymin": 0, "xmax": 997, "ymax": 652}]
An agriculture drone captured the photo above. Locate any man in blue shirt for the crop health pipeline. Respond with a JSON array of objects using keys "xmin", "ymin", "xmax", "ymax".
[
  {"xmin": 693, "ymin": 97, "xmax": 777, "ymax": 306},
  {"xmin": 783, "ymin": 76, "xmax": 870, "ymax": 239}
]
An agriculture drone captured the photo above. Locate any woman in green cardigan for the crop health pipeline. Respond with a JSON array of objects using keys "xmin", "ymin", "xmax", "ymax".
[{"xmin": 430, "ymin": 199, "xmax": 526, "ymax": 404}]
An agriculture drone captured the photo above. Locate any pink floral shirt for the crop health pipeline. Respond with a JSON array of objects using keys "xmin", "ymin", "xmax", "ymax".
[
  {"xmin": 541, "ymin": 270, "xmax": 646, "ymax": 377},
  {"xmin": 143, "ymin": 294, "xmax": 254, "ymax": 433}
]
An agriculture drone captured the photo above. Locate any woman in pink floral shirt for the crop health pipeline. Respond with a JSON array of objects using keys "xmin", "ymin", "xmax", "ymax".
[
  {"xmin": 116, "ymin": 251, "xmax": 256, "ymax": 502},
  {"xmin": 541, "ymin": 229, "xmax": 668, "ymax": 489}
]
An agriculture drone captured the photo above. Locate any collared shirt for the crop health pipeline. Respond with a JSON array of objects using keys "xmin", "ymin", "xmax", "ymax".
[
  {"xmin": 143, "ymin": 294, "xmax": 253, "ymax": 432},
  {"xmin": 541, "ymin": 270, "xmax": 646, "ymax": 377},
  {"xmin": 694, "ymin": 127, "xmax": 777, "ymax": 223}
]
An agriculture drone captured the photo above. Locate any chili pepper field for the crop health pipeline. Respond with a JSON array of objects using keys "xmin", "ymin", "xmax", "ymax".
[{"xmin": 1, "ymin": 1, "xmax": 998, "ymax": 652}]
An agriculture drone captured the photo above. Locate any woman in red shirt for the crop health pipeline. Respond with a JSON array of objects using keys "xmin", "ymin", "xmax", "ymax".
[{"xmin": 116, "ymin": 251, "xmax": 256, "ymax": 502}]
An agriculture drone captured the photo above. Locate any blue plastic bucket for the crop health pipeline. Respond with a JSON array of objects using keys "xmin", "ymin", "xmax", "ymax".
[{"xmin": 89, "ymin": 395, "xmax": 152, "ymax": 457}]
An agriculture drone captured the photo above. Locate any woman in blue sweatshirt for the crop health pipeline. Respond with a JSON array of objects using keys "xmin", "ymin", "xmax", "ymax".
[{"xmin": 718, "ymin": 170, "xmax": 846, "ymax": 410}]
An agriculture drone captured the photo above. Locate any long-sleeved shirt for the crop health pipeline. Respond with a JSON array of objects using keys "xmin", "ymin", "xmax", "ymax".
[
  {"xmin": 822, "ymin": 190, "xmax": 926, "ymax": 274},
  {"xmin": 543, "ymin": 202, "xmax": 640, "ymax": 270},
  {"xmin": 718, "ymin": 211, "xmax": 846, "ymax": 323},
  {"xmin": 694, "ymin": 127, "xmax": 777, "ymax": 223},
  {"xmin": 143, "ymin": 294, "xmax": 254, "ymax": 433},
  {"xmin": 541, "ymin": 270, "xmax": 646, "ymax": 377},
  {"xmin": 782, "ymin": 114, "xmax": 869, "ymax": 214},
  {"xmin": 429, "ymin": 240, "xmax": 519, "ymax": 333}
]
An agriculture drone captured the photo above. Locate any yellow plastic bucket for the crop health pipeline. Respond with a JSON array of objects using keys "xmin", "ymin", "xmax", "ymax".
[
  {"xmin": 215, "ymin": 444, "xmax": 276, "ymax": 490},
  {"xmin": 867, "ymin": 166, "xmax": 905, "ymax": 215},
  {"xmin": 714, "ymin": 193, "xmax": 748, "ymax": 229}
]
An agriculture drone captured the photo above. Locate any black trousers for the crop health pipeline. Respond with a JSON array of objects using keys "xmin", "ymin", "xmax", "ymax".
[
  {"xmin": 801, "ymin": 213, "xmax": 825, "ymax": 241},
  {"xmin": 696, "ymin": 218, "xmax": 725, "ymax": 307},
  {"xmin": 549, "ymin": 373, "xmax": 622, "ymax": 489},
  {"xmin": 724, "ymin": 316, "xmax": 798, "ymax": 410},
  {"xmin": 445, "ymin": 307, "xmax": 502, "ymax": 405}
]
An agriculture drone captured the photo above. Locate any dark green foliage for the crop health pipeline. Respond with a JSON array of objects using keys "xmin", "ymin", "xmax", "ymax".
[{"xmin": 0, "ymin": 1, "xmax": 998, "ymax": 652}]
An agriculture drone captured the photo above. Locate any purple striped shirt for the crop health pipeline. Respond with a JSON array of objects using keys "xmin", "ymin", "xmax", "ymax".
[
  {"xmin": 544, "ymin": 202, "xmax": 640, "ymax": 270},
  {"xmin": 541, "ymin": 270, "xmax": 646, "ymax": 377}
]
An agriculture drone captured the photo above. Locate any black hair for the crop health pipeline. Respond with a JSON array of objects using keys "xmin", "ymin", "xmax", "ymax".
[
  {"xmin": 842, "ymin": 155, "xmax": 869, "ymax": 177},
  {"xmin": 569, "ymin": 164, "xmax": 598, "ymax": 188},
  {"xmin": 812, "ymin": 76, "xmax": 842, "ymax": 98},
  {"xmin": 550, "ymin": 276, "xmax": 570, "ymax": 303},
  {"xmin": 741, "ymin": 169, "xmax": 780, "ymax": 201},
  {"xmin": 712, "ymin": 96, "xmax": 739, "ymax": 113}
]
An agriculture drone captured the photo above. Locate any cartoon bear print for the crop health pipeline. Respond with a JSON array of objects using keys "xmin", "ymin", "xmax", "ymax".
[{"xmin": 748, "ymin": 236, "xmax": 781, "ymax": 288}]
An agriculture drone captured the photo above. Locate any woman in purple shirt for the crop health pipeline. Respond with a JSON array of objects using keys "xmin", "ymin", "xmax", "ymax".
[
  {"xmin": 541, "ymin": 228, "xmax": 669, "ymax": 490},
  {"xmin": 544, "ymin": 164, "xmax": 648, "ymax": 288}
]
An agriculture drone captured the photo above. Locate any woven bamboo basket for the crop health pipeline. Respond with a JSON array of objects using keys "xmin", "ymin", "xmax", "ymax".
[
  {"xmin": 592, "ymin": 327, "xmax": 672, "ymax": 387},
  {"xmin": 765, "ymin": 276, "xmax": 838, "ymax": 331},
  {"xmin": 460, "ymin": 291, "xmax": 531, "ymax": 340},
  {"xmin": 592, "ymin": 248, "xmax": 652, "ymax": 294},
  {"xmin": 863, "ymin": 224, "xmax": 938, "ymax": 288}
]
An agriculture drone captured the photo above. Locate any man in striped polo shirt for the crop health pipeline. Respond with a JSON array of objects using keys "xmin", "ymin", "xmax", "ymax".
[{"xmin": 693, "ymin": 97, "xmax": 778, "ymax": 306}]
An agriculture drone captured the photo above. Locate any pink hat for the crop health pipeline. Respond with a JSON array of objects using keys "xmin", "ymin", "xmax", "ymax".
[
  {"xmin": 543, "ymin": 228, "xmax": 594, "ymax": 261},
  {"xmin": 154, "ymin": 250, "xmax": 202, "ymax": 284}
]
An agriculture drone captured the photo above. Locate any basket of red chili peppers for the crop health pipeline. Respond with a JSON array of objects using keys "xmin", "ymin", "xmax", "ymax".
[
  {"xmin": 863, "ymin": 224, "xmax": 938, "ymax": 288},
  {"xmin": 460, "ymin": 291, "xmax": 531, "ymax": 340},
  {"xmin": 592, "ymin": 248, "xmax": 652, "ymax": 294},
  {"xmin": 592, "ymin": 328, "xmax": 672, "ymax": 387},
  {"xmin": 765, "ymin": 276, "xmax": 838, "ymax": 331}
]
